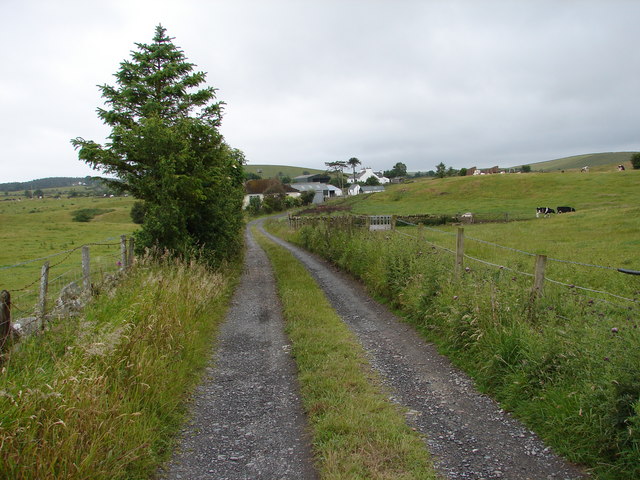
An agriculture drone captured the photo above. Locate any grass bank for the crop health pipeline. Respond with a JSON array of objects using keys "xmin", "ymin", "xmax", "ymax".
[
  {"xmin": 254, "ymin": 228, "xmax": 437, "ymax": 479},
  {"xmin": 266, "ymin": 219, "xmax": 640, "ymax": 480},
  {"xmin": 0, "ymin": 257, "xmax": 238, "ymax": 479}
]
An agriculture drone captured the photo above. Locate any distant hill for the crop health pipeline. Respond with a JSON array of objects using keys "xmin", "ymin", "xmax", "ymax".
[
  {"xmin": 0, "ymin": 176, "xmax": 99, "ymax": 192},
  {"xmin": 515, "ymin": 152, "xmax": 637, "ymax": 172},
  {"xmin": 244, "ymin": 164, "xmax": 325, "ymax": 179}
]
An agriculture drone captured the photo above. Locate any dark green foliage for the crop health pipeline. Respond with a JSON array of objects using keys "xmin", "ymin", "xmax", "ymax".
[
  {"xmin": 244, "ymin": 172, "xmax": 262, "ymax": 180},
  {"xmin": 247, "ymin": 196, "xmax": 262, "ymax": 215},
  {"xmin": 521, "ymin": 165, "xmax": 532, "ymax": 173},
  {"xmin": 130, "ymin": 201, "xmax": 147, "ymax": 224},
  {"xmin": 347, "ymin": 157, "xmax": 361, "ymax": 181},
  {"xmin": 71, "ymin": 25, "xmax": 244, "ymax": 265},
  {"xmin": 72, "ymin": 208, "xmax": 114, "ymax": 222},
  {"xmin": 384, "ymin": 162, "xmax": 407, "ymax": 178},
  {"xmin": 631, "ymin": 153, "xmax": 640, "ymax": 170},
  {"xmin": 300, "ymin": 191, "xmax": 315, "ymax": 206},
  {"xmin": 364, "ymin": 176, "xmax": 381, "ymax": 186}
]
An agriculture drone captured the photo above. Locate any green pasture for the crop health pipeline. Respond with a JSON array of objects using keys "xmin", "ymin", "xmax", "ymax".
[
  {"xmin": 341, "ymin": 170, "xmax": 638, "ymax": 215},
  {"xmin": 331, "ymin": 170, "xmax": 640, "ymax": 279},
  {"xmin": 0, "ymin": 196, "xmax": 137, "ymax": 313},
  {"xmin": 520, "ymin": 151, "xmax": 636, "ymax": 172}
]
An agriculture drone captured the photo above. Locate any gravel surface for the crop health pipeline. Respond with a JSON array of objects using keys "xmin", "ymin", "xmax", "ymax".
[
  {"xmin": 160, "ymin": 225, "xmax": 317, "ymax": 480},
  {"xmin": 259, "ymin": 222, "xmax": 589, "ymax": 480}
]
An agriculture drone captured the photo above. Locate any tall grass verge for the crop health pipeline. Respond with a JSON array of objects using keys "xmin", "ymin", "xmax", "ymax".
[
  {"xmin": 0, "ymin": 256, "xmax": 239, "ymax": 480},
  {"xmin": 254, "ymin": 228, "xmax": 437, "ymax": 479},
  {"xmin": 266, "ymin": 219, "xmax": 640, "ymax": 480}
]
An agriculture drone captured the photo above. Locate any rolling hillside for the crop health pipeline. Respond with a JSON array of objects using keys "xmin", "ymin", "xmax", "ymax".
[
  {"xmin": 244, "ymin": 164, "xmax": 325, "ymax": 178},
  {"xmin": 515, "ymin": 151, "xmax": 637, "ymax": 172},
  {"xmin": 337, "ymin": 168, "xmax": 639, "ymax": 216}
]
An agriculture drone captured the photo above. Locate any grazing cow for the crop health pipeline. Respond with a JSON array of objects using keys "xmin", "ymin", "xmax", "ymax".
[
  {"xmin": 536, "ymin": 207, "xmax": 555, "ymax": 218},
  {"xmin": 618, "ymin": 164, "xmax": 626, "ymax": 171},
  {"xmin": 556, "ymin": 206, "xmax": 575, "ymax": 213},
  {"xmin": 581, "ymin": 166, "xmax": 589, "ymax": 172}
]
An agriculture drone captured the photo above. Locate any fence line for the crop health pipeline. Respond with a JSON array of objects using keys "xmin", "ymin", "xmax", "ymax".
[
  {"xmin": 1, "ymin": 235, "xmax": 135, "ymax": 347},
  {"xmin": 288, "ymin": 214, "xmax": 639, "ymax": 308}
]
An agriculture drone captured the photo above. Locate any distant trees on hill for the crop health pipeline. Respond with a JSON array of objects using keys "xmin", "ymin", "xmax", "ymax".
[{"xmin": 0, "ymin": 176, "xmax": 102, "ymax": 192}]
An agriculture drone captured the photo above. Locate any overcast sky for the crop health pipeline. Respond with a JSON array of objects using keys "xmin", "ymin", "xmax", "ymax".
[{"xmin": 2, "ymin": 0, "xmax": 639, "ymax": 182}]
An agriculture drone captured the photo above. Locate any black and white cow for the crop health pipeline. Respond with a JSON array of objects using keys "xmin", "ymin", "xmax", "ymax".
[
  {"xmin": 536, "ymin": 207, "xmax": 555, "ymax": 218},
  {"xmin": 556, "ymin": 206, "xmax": 575, "ymax": 214}
]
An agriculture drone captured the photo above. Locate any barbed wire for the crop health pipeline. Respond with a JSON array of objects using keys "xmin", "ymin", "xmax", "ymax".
[
  {"xmin": 463, "ymin": 253, "xmax": 534, "ymax": 278},
  {"xmin": 0, "ymin": 240, "xmax": 121, "ymax": 270},
  {"xmin": 388, "ymin": 222, "xmax": 637, "ymax": 308},
  {"xmin": 544, "ymin": 276, "xmax": 638, "ymax": 304},
  {"xmin": 3, "ymin": 241, "xmax": 123, "ymax": 292},
  {"xmin": 395, "ymin": 217, "xmax": 631, "ymax": 272}
]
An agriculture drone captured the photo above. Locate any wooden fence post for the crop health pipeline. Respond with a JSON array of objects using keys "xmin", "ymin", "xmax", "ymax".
[
  {"xmin": 455, "ymin": 227, "xmax": 465, "ymax": 276},
  {"xmin": 532, "ymin": 254, "xmax": 547, "ymax": 298},
  {"xmin": 127, "ymin": 237, "xmax": 135, "ymax": 268},
  {"xmin": 120, "ymin": 235, "xmax": 127, "ymax": 271},
  {"xmin": 0, "ymin": 290, "xmax": 10, "ymax": 348},
  {"xmin": 82, "ymin": 245, "xmax": 91, "ymax": 292},
  {"xmin": 391, "ymin": 215, "xmax": 397, "ymax": 230},
  {"xmin": 37, "ymin": 261, "xmax": 50, "ymax": 328}
]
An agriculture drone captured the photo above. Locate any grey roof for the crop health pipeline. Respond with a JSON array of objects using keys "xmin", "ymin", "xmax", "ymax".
[
  {"xmin": 290, "ymin": 182, "xmax": 342, "ymax": 193},
  {"xmin": 361, "ymin": 186, "xmax": 385, "ymax": 193}
]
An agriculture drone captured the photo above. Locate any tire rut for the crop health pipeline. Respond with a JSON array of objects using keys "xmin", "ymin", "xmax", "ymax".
[
  {"xmin": 160, "ymin": 224, "xmax": 317, "ymax": 480},
  {"xmin": 258, "ymin": 221, "xmax": 588, "ymax": 480}
]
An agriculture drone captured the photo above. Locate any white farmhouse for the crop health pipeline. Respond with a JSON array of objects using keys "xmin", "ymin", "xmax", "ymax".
[{"xmin": 348, "ymin": 167, "xmax": 390, "ymax": 185}]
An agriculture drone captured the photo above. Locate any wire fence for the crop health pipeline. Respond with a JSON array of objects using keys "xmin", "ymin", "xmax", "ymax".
[
  {"xmin": 1, "ymin": 236, "xmax": 134, "ymax": 329},
  {"xmin": 287, "ymin": 214, "xmax": 639, "ymax": 313}
]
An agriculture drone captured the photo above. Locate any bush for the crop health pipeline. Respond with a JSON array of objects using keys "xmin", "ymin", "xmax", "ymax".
[
  {"xmin": 130, "ymin": 201, "xmax": 147, "ymax": 224},
  {"xmin": 630, "ymin": 153, "xmax": 640, "ymax": 170},
  {"xmin": 72, "ymin": 208, "xmax": 113, "ymax": 222}
]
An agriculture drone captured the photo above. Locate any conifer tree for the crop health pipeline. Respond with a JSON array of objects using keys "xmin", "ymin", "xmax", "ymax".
[{"xmin": 72, "ymin": 25, "xmax": 245, "ymax": 264}]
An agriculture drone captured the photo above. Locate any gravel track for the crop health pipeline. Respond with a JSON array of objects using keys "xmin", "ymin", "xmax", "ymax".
[
  {"xmin": 258, "ymin": 221, "xmax": 589, "ymax": 480},
  {"xmin": 160, "ymin": 225, "xmax": 317, "ymax": 480},
  {"xmin": 160, "ymin": 219, "xmax": 589, "ymax": 480}
]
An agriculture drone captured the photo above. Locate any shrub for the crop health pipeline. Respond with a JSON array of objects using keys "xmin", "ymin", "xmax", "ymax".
[{"xmin": 130, "ymin": 201, "xmax": 147, "ymax": 224}]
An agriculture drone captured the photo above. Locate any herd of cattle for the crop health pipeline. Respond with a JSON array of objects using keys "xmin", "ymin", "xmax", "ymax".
[{"xmin": 536, "ymin": 206, "xmax": 576, "ymax": 217}]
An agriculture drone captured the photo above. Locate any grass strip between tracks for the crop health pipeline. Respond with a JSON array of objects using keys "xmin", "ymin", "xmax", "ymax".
[{"xmin": 254, "ymin": 228, "xmax": 437, "ymax": 480}]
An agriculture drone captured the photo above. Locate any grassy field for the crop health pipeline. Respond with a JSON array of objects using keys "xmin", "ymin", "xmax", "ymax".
[
  {"xmin": 0, "ymin": 195, "xmax": 137, "ymax": 315},
  {"xmin": 331, "ymin": 170, "xmax": 640, "ymax": 281}
]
